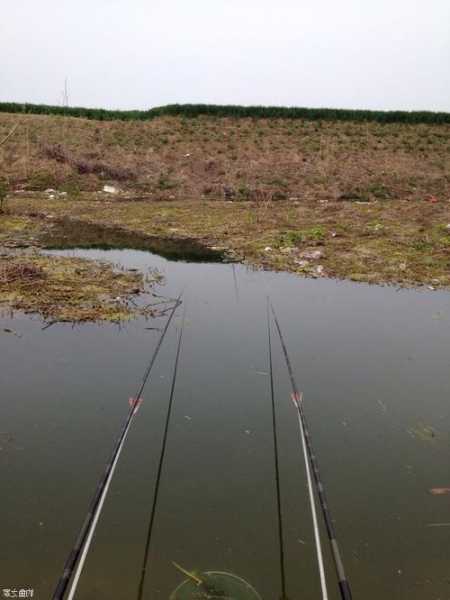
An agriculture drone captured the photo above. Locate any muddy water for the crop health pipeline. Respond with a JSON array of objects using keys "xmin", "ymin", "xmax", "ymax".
[{"xmin": 1, "ymin": 248, "xmax": 450, "ymax": 600}]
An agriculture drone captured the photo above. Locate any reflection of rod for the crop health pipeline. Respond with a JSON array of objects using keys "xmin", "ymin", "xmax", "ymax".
[
  {"xmin": 270, "ymin": 301, "xmax": 352, "ymax": 600},
  {"xmin": 266, "ymin": 299, "xmax": 287, "ymax": 599},
  {"xmin": 232, "ymin": 264, "xmax": 240, "ymax": 303},
  {"xmin": 137, "ymin": 306, "xmax": 186, "ymax": 600},
  {"xmin": 172, "ymin": 561, "xmax": 204, "ymax": 586},
  {"xmin": 52, "ymin": 295, "xmax": 182, "ymax": 600}
]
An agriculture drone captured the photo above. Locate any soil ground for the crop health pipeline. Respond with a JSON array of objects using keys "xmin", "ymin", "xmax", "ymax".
[{"xmin": 0, "ymin": 112, "xmax": 449, "ymax": 321}]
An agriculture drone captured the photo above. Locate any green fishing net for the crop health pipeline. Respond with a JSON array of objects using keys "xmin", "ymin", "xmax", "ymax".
[{"xmin": 170, "ymin": 571, "xmax": 262, "ymax": 600}]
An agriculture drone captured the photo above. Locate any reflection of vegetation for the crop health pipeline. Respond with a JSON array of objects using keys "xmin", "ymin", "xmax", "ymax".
[{"xmin": 40, "ymin": 217, "xmax": 225, "ymax": 263}]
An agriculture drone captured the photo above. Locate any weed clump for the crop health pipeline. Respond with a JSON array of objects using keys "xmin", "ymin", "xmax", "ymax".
[
  {"xmin": 0, "ymin": 180, "xmax": 7, "ymax": 212},
  {"xmin": 0, "ymin": 254, "xmax": 150, "ymax": 323},
  {"xmin": 278, "ymin": 226, "xmax": 325, "ymax": 247},
  {"xmin": 0, "ymin": 262, "xmax": 45, "ymax": 284},
  {"xmin": 27, "ymin": 171, "xmax": 58, "ymax": 191},
  {"xmin": 42, "ymin": 144, "xmax": 136, "ymax": 182}
]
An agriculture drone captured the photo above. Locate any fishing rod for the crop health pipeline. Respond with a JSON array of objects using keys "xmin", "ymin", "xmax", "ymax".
[
  {"xmin": 52, "ymin": 293, "xmax": 182, "ymax": 600},
  {"xmin": 137, "ymin": 306, "xmax": 186, "ymax": 600},
  {"xmin": 266, "ymin": 299, "xmax": 287, "ymax": 600},
  {"xmin": 269, "ymin": 301, "xmax": 352, "ymax": 600}
]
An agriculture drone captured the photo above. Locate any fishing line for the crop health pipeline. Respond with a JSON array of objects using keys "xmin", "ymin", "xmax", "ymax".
[
  {"xmin": 137, "ymin": 305, "xmax": 186, "ymax": 600},
  {"xmin": 52, "ymin": 293, "xmax": 182, "ymax": 600},
  {"xmin": 270, "ymin": 301, "xmax": 352, "ymax": 600},
  {"xmin": 266, "ymin": 299, "xmax": 287, "ymax": 599}
]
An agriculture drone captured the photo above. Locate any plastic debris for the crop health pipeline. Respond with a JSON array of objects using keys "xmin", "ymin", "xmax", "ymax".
[
  {"xmin": 407, "ymin": 423, "xmax": 436, "ymax": 442},
  {"xmin": 103, "ymin": 185, "xmax": 119, "ymax": 194},
  {"xmin": 294, "ymin": 259, "xmax": 309, "ymax": 268},
  {"xmin": 300, "ymin": 248, "xmax": 323, "ymax": 260}
]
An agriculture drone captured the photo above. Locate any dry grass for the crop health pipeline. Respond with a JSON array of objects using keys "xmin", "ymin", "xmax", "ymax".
[
  {"xmin": 0, "ymin": 112, "xmax": 449, "ymax": 204},
  {"xmin": 0, "ymin": 250, "xmax": 152, "ymax": 322},
  {"xmin": 0, "ymin": 111, "xmax": 449, "ymax": 324},
  {"xmin": 0, "ymin": 261, "xmax": 45, "ymax": 284}
]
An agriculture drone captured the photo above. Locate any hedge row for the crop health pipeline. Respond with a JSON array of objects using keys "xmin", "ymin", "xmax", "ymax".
[{"xmin": 1, "ymin": 101, "xmax": 449, "ymax": 124}]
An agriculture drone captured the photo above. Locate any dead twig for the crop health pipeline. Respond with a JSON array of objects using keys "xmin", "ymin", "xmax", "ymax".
[
  {"xmin": 0, "ymin": 123, "xmax": 19, "ymax": 147},
  {"xmin": 42, "ymin": 320, "xmax": 57, "ymax": 331}
]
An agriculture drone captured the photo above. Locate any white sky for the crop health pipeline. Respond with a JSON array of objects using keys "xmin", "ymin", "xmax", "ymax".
[{"xmin": 1, "ymin": 0, "xmax": 449, "ymax": 111}]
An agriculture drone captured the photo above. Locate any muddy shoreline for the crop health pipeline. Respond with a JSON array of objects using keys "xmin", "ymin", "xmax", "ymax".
[{"xmin": 1, "ymin": 189, "xmax": 449, "ymax": 323}]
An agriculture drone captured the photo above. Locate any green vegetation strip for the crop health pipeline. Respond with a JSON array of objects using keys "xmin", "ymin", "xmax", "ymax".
[{"xmin": 1, "ymin": 102, "xmax": 449, "ymax": 124}]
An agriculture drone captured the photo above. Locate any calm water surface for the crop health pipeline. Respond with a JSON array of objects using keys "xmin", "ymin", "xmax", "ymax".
[{"xmin": 1, "ymin": 249, "xmax": 450, "ymax": 599}]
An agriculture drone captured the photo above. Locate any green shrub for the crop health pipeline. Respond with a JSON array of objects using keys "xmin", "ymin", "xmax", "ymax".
[
  {"xmin": 0, "ymin": 180, "xmax": 7, "ymax": 212},
  {"xmin": 278, "ymin": 230, "xmax": 304, "ymax": 246},
  {"xmin": 305, "ymin": 226, "xmax": 325, "ymax": 240},
  {"xmin": 237, "ymin": 185, "xmax": 252, "ymax": 200},
  {"xmin": 1, "ymin": 102, "xmax": 449, "ymax": 125},
  {"xmin": 367, "ymin": 183, "xmax": 393, "ymax": 200},
  {"xmin": 27, "ymin": 171, "xmax": 58, "ymax": 191},
  {"xmin": 157, "ymin": 173, "xmax": 177, "ymax": 190},
  {"xmin": 61, "ymin": 179, "xmax": 82, "ymax": 199},
  {"xmin": 278, "ymin": 226, "xmax": 326, "ymax": 247}
]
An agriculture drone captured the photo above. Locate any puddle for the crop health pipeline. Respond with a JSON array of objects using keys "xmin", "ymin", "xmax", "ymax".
[{"xmin": 1, "ymin": 247, "xmax": 450, "ymax": 599}]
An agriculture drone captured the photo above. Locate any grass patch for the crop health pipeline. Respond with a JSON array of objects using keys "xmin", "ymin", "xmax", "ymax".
[
  {"xmin": 278, "ymin": 226, "xmax": 325, "ymax": 247},
  {"xmin": 0, "ymin": 253, "xmax": 150, "ymax": 322}
]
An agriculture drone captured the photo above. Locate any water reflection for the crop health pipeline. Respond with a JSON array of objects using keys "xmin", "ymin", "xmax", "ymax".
[{"xmin": 1, "ymin": 248, "xmax": 449, "ymax": 599}]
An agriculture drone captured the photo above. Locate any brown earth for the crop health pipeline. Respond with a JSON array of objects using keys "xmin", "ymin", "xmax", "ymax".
[
  {"xmin": 0, "ymin": 112, "xmax": 449, "ymax": 321},
  {"xmin": 1, "ymin": 112, "xmax": 449, "ymax": 204}
]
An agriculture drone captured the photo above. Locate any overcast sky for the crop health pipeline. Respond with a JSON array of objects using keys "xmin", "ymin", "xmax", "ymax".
[{"xmin": 1, "ymin": 0, "xmax": 449, "ymax": 111}]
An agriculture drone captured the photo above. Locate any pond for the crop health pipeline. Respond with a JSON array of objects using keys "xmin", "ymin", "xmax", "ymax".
[{"xmin": 1, "ymin": 246, "xmax": 450, "ymax": 599}]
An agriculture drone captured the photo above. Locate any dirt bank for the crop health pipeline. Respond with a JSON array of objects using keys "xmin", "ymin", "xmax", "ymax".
[{"xmin": 0, "ymin": 112, "xmax": 449, "ymax": 321}]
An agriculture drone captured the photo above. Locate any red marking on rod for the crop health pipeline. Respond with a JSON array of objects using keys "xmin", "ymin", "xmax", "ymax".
[
  {"xmin": 291, "ymin": 392, "xmax": 302, "ymax": 407},
  {"xmin": 129, "ymin": 397, "xmax": 143, "ymax": 414}
]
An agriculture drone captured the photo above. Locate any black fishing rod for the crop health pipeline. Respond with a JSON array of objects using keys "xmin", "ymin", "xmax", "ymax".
[
  {"xmin": 52, "ymin": 293, "xmax": 182, "ymax": 600},
  {"xmin": 137, "ymin": 306, "xmax": 186, "ymax": 600},
  {"xmin": 266, "ymin": 299, "xmax": 287, "ymax": 600},
  {"xmin": 270, "ymin": 301, "xmax": 352, "ymax": 600}
]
